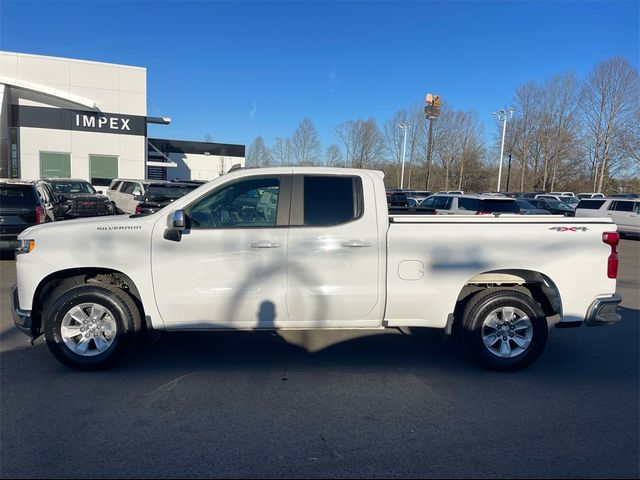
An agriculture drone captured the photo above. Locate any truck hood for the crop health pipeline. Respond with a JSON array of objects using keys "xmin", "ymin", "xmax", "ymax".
[{"xmin": 18, "ymin": 213, "xmax": 156, "ymax": 240}]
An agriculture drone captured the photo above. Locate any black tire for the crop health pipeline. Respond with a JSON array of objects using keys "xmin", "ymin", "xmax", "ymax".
[
  {"xmin": 461, "ymin": 289, "xmax": 548, "ymax": 371},
  {"xmin": 44, "ymin": 284, "xmax": 141, "ymax": 370}
]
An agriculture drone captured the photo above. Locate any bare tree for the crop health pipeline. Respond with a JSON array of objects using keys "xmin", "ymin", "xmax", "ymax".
[
  {"xmin": 291, "ymin": 117, "xmax": 321, "ymax": 165},
  {"xmin": 203, "ymin": 132, "xmax": 213, "ymax": 142},
  {"xmin": 335, "ymin": 120, "xmax": 357, "ymax": 166},
  {"xmin": 271, "ymin": 137, "xmax": 292, "ymax": 166},
  {"xmin": 246, "ymin": 136, "xmax": 271, "ymax": 167},
  {"xmin": 325, "ymin": 144, "xmax": 344, "ymax": 167},
  {"xmin": 381, "ymin": 109, "xmax": 408, "ymax": 187},
  {"xmin": 581, "ymin": 57, "xmax": 640, "ymax": 192},
  {"xmin": 456, "ymin": 110, "xmax": 485, "ymax": 191},
  {"xmin": 335, "ymin": 118, "xmax": 381, "ymax": 169}
]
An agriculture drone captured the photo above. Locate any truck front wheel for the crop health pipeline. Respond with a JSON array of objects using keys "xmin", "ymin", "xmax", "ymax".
[
  {"xmin": 462, "ymin": 289, "xmax": 548, "ymax": 371},
  {"xmin": 44, "ymin": 284, "xmax": 141, "ymax": 370}
]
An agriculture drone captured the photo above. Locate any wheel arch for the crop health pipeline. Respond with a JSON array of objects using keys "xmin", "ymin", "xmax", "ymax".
[
  {"xmin": 451, "ymin": 269, "xmax": 563, "ymax": 332},
  {"xmin": 31, "ymin": 268, "xmax": 144, "ymax": 335}
]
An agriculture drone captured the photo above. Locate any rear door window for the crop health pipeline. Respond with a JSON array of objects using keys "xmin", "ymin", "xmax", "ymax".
[
  {"xmin": 611, "ymin": 201, "xmax": 635, "ymax": 212},
  {"xmin": 577, "ymin": 200, "xmax": 606, "ymax": 209},
  {"xmin": 480, "ymin": 199, "xmax": 519, "ymax": 213},
  {"xmin": 434, "ymin": 196, "xmax": 452, "ymax": 210},
  {"xmin": 302, "ymin": 176, "xmax": 361, "ymax": 226},
  {"xmin": 457, "ymin": 197, "xmax": 480, "ymax": 211},
  {"xmin": 121, "ymin": 182, "xmax": 137, "ymax": 195}
]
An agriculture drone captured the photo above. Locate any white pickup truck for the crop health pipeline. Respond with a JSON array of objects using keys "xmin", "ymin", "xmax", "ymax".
[{"xmin": 12, "ymin": 168, "xmax": 622, "ymax": 371}]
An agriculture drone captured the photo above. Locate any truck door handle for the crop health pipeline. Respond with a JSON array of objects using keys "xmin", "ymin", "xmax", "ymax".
[
  {"xmin": 341, "ymin": 240, "xmax": 371, "ymax": 248},
  {"xmin": 250, "ymin": 240, "xmax": 281, "ymax": 248}
]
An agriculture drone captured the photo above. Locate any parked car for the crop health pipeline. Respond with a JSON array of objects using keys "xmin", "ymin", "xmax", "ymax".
[
  {"xmin": 607, "ymin": 193, "xmax": 639, "ymax": 199},
  {"xmin": 506, "ymin": 192, "xmax": 543, "ymax": 199},
  {"xmin": 477, "ymin": 192, "xmax": 508, "ymax": 197},
  {"xmin": 386, "ymin": 189, "xmax": 409, "ymax": 207},
  {"xmin": 515, "ymin": 199, "xmax": 551, "ymax": 215},
  {"xmin": 0, "ymin": 179, "xmax": 49, "ymax": 251},
  {"xmin": 11, "ymin": 167, "xmax": 622, "ymax": 372},
  {"xmin": 134, "ymin": 181, "xmax": 202, "ymax": 216},
  {"xmin": 576, "ymin": 192, "xmax": 605, "ymax": 199},
  {"xmin": 528, "ymin": 198, "xmax": 575, "ymax": 216},
  {"xmin": 406, "ymin": 191, "xmax": 432, "ymax": 207},
  {"xmin": 106, "ymin": 179, "xmax": 148, "ymax": 214},
  {"xmin": 419, "ymin": 194, "xmax": 521, "ymax": 215},
  {"xmin": 535, "ymin": 194, "xmax": 579, "ymax": 208},
  {"xmin": 44, "ymin": 178, "xmax": 116, "ymax": 219},
  {"xmin": 575, "ymin": 198, "xmax": 640, "ymax": 237},
  {"xmin": 549, "ymin": 191, "xmax": 575, "ymax": 197}
]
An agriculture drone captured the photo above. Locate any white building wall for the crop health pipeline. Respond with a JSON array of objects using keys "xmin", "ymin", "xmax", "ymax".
[
  {"xmin": 166, "ymin": 153, "xmax": 245, "ymax": 181},
  {"xmin": 0, "ymin": 51, "xmax": 147, "ymax": 181}
]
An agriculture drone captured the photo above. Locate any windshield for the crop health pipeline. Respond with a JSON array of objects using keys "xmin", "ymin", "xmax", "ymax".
[
  {"xmin": 561, "ymin": 196, "xmax": 579, "ymax": 206},
  {"xmin": 144, "ymin": 185, "xmax": 197, "ymax": 202},
  {"xmin": 546, "ymin": 200, "xmax": 572, "ymax": 209},
  {"xmin": 516, "ymin": 200, "xmax": 536, "ymax": 209},
  {"xmin": 51, "ymin": 181, "xmax": 96, "ymax": 195}
]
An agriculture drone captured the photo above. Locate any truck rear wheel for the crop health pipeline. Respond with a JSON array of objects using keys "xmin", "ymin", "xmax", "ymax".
[
  {"xmin": 44, "ymin": 284, "xmax": 141, "ymax": 370},
  {"xmin": 462, "ymin": 289, "xmax": 548, "ymax": 371}
]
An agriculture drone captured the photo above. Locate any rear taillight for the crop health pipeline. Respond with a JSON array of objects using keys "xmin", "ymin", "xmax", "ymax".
[
  {"xmin": 476, "ymin": 211, "xmax": 492, "ymax": 215},
  {"xmin": 603, "ymin": 232, "xmax": 619, "ymax": 279},
  {"xmin": 36, "ymin": 206, "xmax": 46, "ymax": 224},
  {"xmin": 135, "ymin": 205, "xmax": 143, "ymax": 214}
]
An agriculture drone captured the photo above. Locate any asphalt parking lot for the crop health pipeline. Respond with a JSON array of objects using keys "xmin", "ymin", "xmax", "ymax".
[{"xmin": 0, "ymin": 240, "xmax": 638, "ymax": 479}]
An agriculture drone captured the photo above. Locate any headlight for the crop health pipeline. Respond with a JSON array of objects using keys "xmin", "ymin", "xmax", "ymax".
[{"xmin": 16, "ymin": 239, "xmax": 36, "ymax": 254}]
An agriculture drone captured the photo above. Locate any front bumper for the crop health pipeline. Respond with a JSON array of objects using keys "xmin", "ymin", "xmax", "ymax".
[
  {"xmin": 585, "ymin": 294, "xmax": 622, "ymax": 326},
  {"xmin": 0, "ymin": 239, "xmax": 20, "ymax": 250},
  {"xmin": 11, "ymin": 284, "xmax": 33, "ymax": 338}
]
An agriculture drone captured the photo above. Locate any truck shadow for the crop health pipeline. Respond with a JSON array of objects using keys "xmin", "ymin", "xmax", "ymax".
[{"xmin": 129, "ymin": 327, "xmax": 465, "ymax": 370}]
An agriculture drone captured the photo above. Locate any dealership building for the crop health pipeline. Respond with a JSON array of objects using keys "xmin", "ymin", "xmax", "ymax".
[{"xmin": 0, "ymin": 51, "xmax": 244, "ymax": 186}]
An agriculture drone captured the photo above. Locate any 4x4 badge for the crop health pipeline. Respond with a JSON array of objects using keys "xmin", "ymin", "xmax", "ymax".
[{"xmin": 549, "ymin": 226, "xmax": 589, "ymax": 232}]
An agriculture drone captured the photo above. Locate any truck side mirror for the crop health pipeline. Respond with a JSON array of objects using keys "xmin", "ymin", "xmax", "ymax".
[{"xmin": 164, "ymin": 209, "xmax": 186, "ymax": 241}]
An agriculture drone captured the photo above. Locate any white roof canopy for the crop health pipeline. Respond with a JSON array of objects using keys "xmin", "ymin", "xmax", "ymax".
[{"xmin": 0, "ymin": 75, "xmax": 97, "ymax": 109}]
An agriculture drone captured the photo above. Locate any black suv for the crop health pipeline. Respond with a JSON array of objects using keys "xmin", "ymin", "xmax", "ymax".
[
  {"xmin": 134, "ymin": 181, "xmax": 200, "ymax": 215},
  {"xmin": 45, "ymin": 178, "xmax": 117, "ymax": 219},
  {"xmin": 0, "ymin": 180, "xmax": 49, "ymax": 251}
]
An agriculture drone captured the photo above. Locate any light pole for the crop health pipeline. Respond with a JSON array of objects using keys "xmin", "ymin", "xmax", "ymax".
[
  {"xmin": 398, "ymin": 122, "xmax": 411, "ymax": 189},
  {"xmin": 492, "ymin": 108, "xmax": 514, "ymax": 192}
]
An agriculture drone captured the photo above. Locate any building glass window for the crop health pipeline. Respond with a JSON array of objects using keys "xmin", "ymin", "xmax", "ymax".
[
  {"xmin": 40, "ymin": 152, "xmax": 71, "ymax": 178},
  {"xmin": 90, "ymin": 155, "xmax": 118, "ymax": 187},
  {"xmin": 9, "ymin": 128, "xmax": 20, "ymax": 178}
]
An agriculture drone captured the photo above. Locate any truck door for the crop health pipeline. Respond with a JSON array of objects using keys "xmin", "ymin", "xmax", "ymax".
[
  {"xmin": 151, "ymin": 175, "xmax": 292, "ymax": 329},
  {"xmin": 284, "ymin": 174, "xmax": 382, "ymax": 328}
]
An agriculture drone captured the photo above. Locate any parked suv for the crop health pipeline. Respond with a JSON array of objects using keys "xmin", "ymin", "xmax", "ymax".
[
  {"xmin": 45, "ymin": 178, "xmax": 116, "ymax": 219},
  {"xmin": 576, "ymin": 192, "xmax": 605, "ymax": 199},
  {"xmin": 106, "ymin": 179, "xmax": 149, "ymax": 214},
  {"xmin": 419, "ymin": 194, "xmax": 521, "ymax": 215},
  {"xmin": 134, "ymin": 181, "xmax": 201, "ymax": 216},
  {"xmin": 535, "ymin": 194, "xmax": 579, "ymax": 208},
  {"xmin": 576, "ymin": 198, "xmax": 639, "ymax": 237},
  {"xmin": 0, "ymin": 180, "xmax": 49, "ymax": 251}
]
